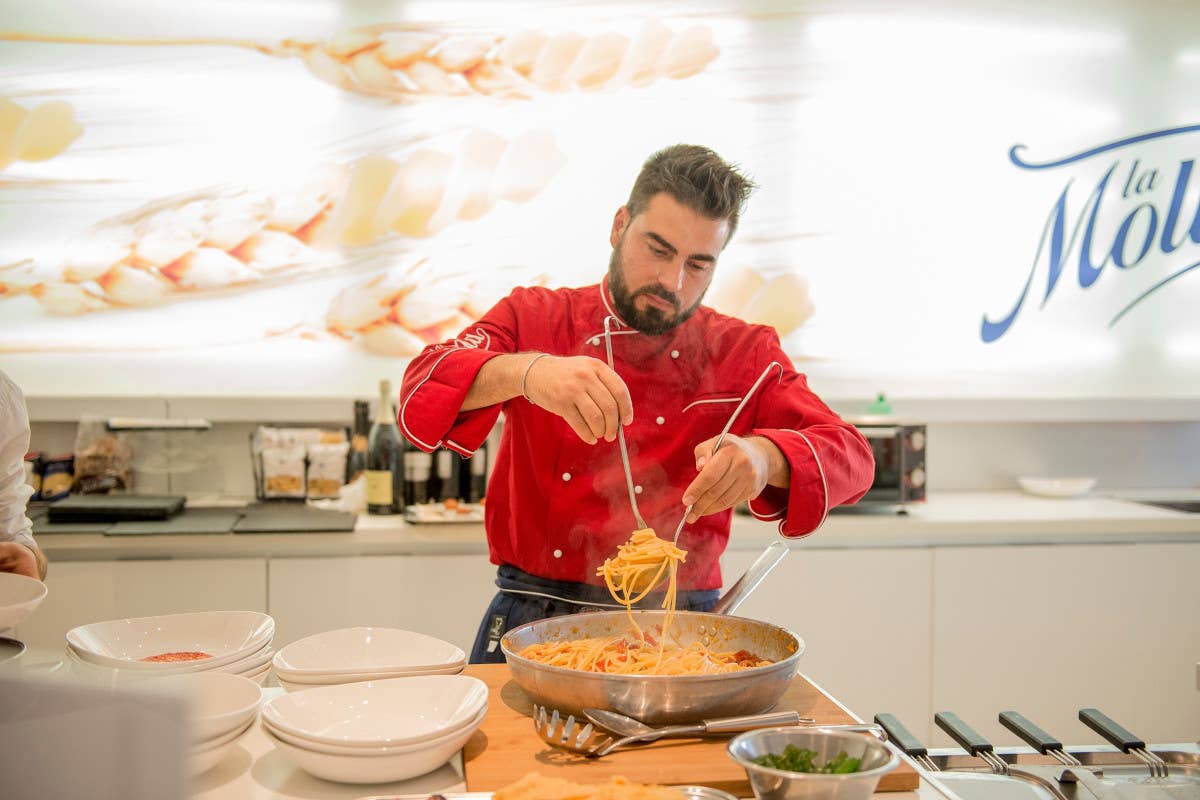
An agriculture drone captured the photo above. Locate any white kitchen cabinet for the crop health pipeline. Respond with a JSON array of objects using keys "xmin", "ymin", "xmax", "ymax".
[
  {"xmin": 720, "ymin": 546, "xmax": 934, "ymax": 741},
  {"xmin": 267, "ymin": 555, "xmax": 499, "ymax": 653},
  {"xmin": 930, "ymin": 542, "xmax": 1200, "ymax": 748},
  {"xmin": 14, "ymin": 558, "xmax": 267, "ymax": 651}
]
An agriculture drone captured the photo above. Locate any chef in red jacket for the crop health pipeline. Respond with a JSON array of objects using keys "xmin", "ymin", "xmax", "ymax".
[{"xmin": 400, "ymin": 144, "xmax": 874, "ymax": 663}]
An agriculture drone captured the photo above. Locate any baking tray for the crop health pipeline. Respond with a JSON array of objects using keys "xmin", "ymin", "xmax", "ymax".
[
  {"xmin": 105, "ymin": 509, "xmax": 241, "ymax": 536},
  {"xmin": 360, "ymin": 787, "xmax": 736, "ymax": 800},
  {"xmin": 233, "ymin": 505, "xmax": 356, "ymax": 533},
  {"xmin": 46, "ymin": 494, "xmax": 185, "ymax": 522}
]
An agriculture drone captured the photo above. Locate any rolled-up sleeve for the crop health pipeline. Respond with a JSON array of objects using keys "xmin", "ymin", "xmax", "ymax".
[
  {"xmin": 743, "ymin": 337, "xmax": 874, "ymax": 538},
  {"xmin": 1, "ymin": 372, "xmax": 36, "ymax": 549},
  {"xmin": 398, "ymin": 294, "xmax": 519, "ymax": 456}
]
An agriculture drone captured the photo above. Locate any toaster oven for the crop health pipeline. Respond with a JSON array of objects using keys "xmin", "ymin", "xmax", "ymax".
[{"xmin": 846, "ymin": 417, "xmax": 926, "ymax": 511}]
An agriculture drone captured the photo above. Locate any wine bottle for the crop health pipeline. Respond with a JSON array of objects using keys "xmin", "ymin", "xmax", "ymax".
[
  {"xmin": 460, "ymin": 437, "xmax": 489, "ymax": 502},
  {"xmin": 365, "ymin": 380, "xmax": 403, "ymax": 515},
  {"xmin": 346, "ymin": 400, "xmax": 369, "ymax": 484},
  {"xmin": 403, "ymin": 444, "xmax": 432, "ymax": 506}
]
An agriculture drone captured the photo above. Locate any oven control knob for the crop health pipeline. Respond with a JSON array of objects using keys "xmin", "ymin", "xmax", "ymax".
[
  {"xmin": 908, "ymin": 467, "xmax": 926, "ymax": 488},
  {"xmin": 908, "ymin": 430, "xmax": 926, "ymax": 451}
]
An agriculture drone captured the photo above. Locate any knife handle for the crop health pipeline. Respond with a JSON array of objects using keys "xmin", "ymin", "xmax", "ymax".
[
  {"xmin": 935, "ymin": 711, "xmax": 993, "ymax": 755},
  {"xmin": 875, "ymin": 713, "xmax": 928, "ymax": 756},
  {"xmin": 1000, "ymin": 711, "xmax": 1062, "ymax": 754},
  {"xmin": 1078, "ymin": 708, "xmax": 1145, "ymax": 752},
  {"xmin": 702, "ymin": 710, "xmax": 807, "ymax": 732}
]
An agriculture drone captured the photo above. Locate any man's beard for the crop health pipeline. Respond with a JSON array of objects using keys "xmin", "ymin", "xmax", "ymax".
[{"xmin": 607, "ymin": 241, "xmax": 707, "ymax": 335}]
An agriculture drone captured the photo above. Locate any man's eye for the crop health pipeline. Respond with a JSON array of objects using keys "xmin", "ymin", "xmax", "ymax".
[
  {"xmin": 650, "ymin": 247, "xmax": 669, "ymax": 257},
  {"xmin": 687, "ymin": 261, "xmax": 710, "ymax": 272}
]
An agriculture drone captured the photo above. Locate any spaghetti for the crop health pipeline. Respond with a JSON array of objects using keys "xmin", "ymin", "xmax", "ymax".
[{"xmin": 515, "ymin": 528, "xmax": 771, "ymax": 674}]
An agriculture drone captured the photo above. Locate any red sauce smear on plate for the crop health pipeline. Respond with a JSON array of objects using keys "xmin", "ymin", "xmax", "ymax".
[{"xmin": 140, "ymin": 651, "xmax": 212, "ymax": 663}]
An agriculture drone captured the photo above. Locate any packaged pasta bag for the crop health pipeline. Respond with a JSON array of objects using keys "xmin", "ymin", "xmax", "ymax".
[
  {"xmin": 262, "ymin": 445, "xmax": 306, "ymax": 499},
  {"xmin": 72, "ymin": 415, "xmax": 134, "ymax": 494},
  {"xmin": 306, "ymin": 441, "xmax": 349, "ymax": 499}
]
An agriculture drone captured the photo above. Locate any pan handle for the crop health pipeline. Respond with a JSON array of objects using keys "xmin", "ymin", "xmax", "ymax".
[
  {"xmin": 1078, "ymin": 708, "xmax": 1145, "ymax": 753},
  {"xmin": 935, "ymin": 711, "xmax": 994, "ymax": 756},
  {"xmin": 711, "ymin": 540, "xmax": 789, "ymax": 615},
  {"xmin": 874, "ymin": 713, "xmax": 928, "ymax": 756},
  {"xmin": 1000, "ymin": 711, "xmax": 1063, "ymax": 754}
]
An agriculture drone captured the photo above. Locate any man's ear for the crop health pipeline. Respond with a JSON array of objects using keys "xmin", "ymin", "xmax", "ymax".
[{"xmin": 610, "ymin": 206, "xmax": 630, "ymax": 248}]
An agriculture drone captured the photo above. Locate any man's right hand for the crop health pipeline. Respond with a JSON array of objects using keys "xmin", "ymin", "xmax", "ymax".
[
  {"xmin": 524, "ymin": 355, "xmax": 634, "ymax": 444},
  {"xmin": 0, "ymin": 542, "xmax": 40, "ymax": 580}
]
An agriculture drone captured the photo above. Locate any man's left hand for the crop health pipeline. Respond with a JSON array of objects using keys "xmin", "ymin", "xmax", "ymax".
[
  {"xmin": 0, "ymin": 542, "xmax": 40, "ymax": 579},
  {"xmin": 681, "ymin": 434, "xmax": 789, "ymax": 523}
]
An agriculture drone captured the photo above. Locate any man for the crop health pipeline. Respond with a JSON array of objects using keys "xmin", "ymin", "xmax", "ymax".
[
  {"xmin": 400, "ymin": 144, "xmax": 872, "ymax": 663},
  {"xmin": 1, "ymin": 369, "xmax": 48, "ymax": 580}
]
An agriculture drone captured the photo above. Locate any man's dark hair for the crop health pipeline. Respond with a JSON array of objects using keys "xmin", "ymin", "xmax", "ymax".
[{"xmin": 626, "ymin": 144, "xmax": 756, "ymax": 241}]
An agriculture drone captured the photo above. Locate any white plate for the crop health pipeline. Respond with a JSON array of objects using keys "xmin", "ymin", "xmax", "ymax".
[
  {"xmin": 260, "ymin": 703, "xmax": 486, "ymax": 755},
  {"xmin": 262, "ymin": 674, "xmax": 487, "ymax": 748},
  {"xmin": 1017, "ymin": 476, "xmax": 1098, "ymax": 498},
  {"xmin": 66, "ymin": 638, "xmax": 273, "ymax": 676},
  {"xmin": 66, "ymin": 610, "xmax": 274, "ymax": 671},
  {"xmin": 263, "ymin": 713, "xmax": 481, "ymax": 784},
  {"xmin": 147, "ymin": 671, "xmax": 262, "ymax": 743},
  {"xmin": 0, "ymin": 572, "xmax": 48, "ymax": 630},
  {"xmin": 272, "ymin": 627, "xmax": 465, "ymax": 676},
  {"xmin": 273, "ymin": 663, "xmax": 464, "ymax": 685}
]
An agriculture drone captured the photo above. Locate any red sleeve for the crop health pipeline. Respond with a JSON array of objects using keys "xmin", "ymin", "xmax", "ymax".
[
  {"xmin": 398, "ymin": 294, "xmax": 518, "ymax": 456},
  {"xmin": 743, "ymin": 333, "xmax": 874, "ymax": 537}
]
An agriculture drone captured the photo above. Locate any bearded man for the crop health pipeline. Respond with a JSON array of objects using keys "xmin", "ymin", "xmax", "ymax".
[{"xmin": 399, "ymin": 144, "xmax": 873, "ymax": 663}]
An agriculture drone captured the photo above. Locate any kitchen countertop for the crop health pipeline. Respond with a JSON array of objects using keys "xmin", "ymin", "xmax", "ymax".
[{"xmin": 28, "ymin": 490, "xmax": 1200, "ymax": 562}]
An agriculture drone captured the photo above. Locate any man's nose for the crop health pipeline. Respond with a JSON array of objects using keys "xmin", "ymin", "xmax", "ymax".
[{"xmin": 656, "ymin": 259, "xmax": 686, "ymax": 292}]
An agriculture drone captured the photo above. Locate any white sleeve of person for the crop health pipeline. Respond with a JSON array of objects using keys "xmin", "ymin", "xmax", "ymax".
[{"xmin": 0, "ymin": 370, "xmax": 36, "ymax": 549}]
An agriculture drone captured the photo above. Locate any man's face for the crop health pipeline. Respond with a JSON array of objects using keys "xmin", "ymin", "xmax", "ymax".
[{"xmin": 607, "ymin": 192, "xmax": 730, "ymax": 335}]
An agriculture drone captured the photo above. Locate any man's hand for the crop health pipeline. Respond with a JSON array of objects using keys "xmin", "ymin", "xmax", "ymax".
[
  {"xmin": 524, "ymin": 356, "xmax": 634, "ymax": 444},
  {"xmin": 0, "ymin": 542, "xmax": 40, "ymax": 579},
  {"xmin": 681, "ymin": 435, "xmax": 790, "ymax": 523}
]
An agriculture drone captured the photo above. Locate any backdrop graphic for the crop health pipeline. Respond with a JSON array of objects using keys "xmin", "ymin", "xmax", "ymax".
[{"xmin": 0, "ymin": 0, "xmax": 1197, "ymax": 399}]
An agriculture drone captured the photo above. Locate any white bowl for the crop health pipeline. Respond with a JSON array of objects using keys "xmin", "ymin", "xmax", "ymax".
[
  {"xmin": 260, "ymin": 703, "xmax": 486, "ymax": 755},
  {"xmin": 67, "ymin": 610, "xmax": 274, "ymax": 671},
  {"xmin": 1017, "ymin": 476, "xmax": 1098, "ymax": 498},
  {"xmin": 242, "ymin": 663, "xmax": 270, "ymax": 686},
  {"xmin": 262, "ymin": 674, "xmax": 487, "ymax": 748},
  {"xmin": 189, "ymin": 716, "xmax": 253, "ymax": 776},
  {"xmin": 272, "ymin": 627, "xmax": 465, "ymax": 677},
  {"xmin": 148, "ymin": 671, "xmax": 262, "ymax": 743},
  {"xmin": 275, "ymin": 663, "xmax": 464, "ymax": 686},
  {"xmin": 276, "ymin": 676, "xmax": 316, "ymax": 693},
  {"xmin": 262, "ymin": 713, "xmax": 481, "ymax": 784},
  {"xmin": 0, "ymin": 572, "xmax": 48, "ymax": 630},
  {"xmin": 66, "ymin": 639, "xmax": 273, "ymax": 677}
]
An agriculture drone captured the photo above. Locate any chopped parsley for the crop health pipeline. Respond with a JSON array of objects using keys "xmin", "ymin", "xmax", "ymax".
[{"xmin": 752, "ymin": 744, "xmax": 863, "ymax": 774}]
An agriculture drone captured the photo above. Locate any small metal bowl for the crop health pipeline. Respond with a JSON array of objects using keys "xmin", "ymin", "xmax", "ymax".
[{"xmin": 727, "ymin": 727, "xmax": 899, "ymax": 800}]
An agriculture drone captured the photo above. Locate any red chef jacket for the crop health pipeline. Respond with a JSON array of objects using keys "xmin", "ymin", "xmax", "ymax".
[{"xmin": 399, "ymin": 278, "xmax": 874, "ymax": 591}]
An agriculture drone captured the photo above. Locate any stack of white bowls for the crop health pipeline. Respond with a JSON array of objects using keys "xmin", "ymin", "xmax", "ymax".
[
  {"xmin": 65, "ymin": 610, "xmax": 275, "ymax": 685},
  {"xmin": 156, "ymin": 671, "xmax": 263, "ymax": 775},
  {"xmin": 272, "ymin": 627, "xmax": 465, "ymax": 692},
  {"xmin": 261, "ymin": 674, "xmax": 487, "ymax": 783}
]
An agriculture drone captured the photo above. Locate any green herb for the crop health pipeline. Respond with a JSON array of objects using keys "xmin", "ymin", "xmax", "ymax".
[{"xmin": 751, "ymin": 744, "xmax": 863, "ymax": 774}]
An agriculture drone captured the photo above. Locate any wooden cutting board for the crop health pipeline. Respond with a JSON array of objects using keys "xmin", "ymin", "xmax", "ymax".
[{"xmin": 461, "ymin": 664, "xmax": 918, "ymax": 795}]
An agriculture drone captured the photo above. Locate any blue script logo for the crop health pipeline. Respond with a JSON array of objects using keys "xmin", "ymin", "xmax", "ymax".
[{"xmin": 981, "ymin": 124, "xmax": 1200, "ymax": 343}]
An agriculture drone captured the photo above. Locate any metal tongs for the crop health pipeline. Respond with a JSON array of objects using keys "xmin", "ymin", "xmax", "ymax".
[{"xmin": 600, "ymin": 314, "xmax": 783, "ymax": 542}]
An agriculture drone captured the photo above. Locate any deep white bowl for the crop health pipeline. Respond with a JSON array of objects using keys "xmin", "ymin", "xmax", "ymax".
[
  {"xmin": 262, "ymin": 674, "xmax": 487, "ymax": 748},
  {"xmin": 0, "ymin": 572, "xmax": 48, "ymax": 630},
  {"xmin": 1017, "ymin": 476, "xmax": 1098, "ymax": 498},
  {"xmin": 66, "ymin": 610, "xmax": 274, "ymax": 671},
  {"xmin": 274, "ymin": 662, "xmax": 464, "ymax": 686},
  {"xmin": 148, "ymin": 671, "xmax": 262, "ymax": 743},
  {"xmin": 189, "ymin": 716, "xmax": 253, "ymax": 776},
  {"xmin": 262, "ymin": 712, "xmax": 481, "ymax": 784},
  {"xmin": 272, "ymin": 627, "xmax": 465, "ymax": 678},
  {"xmin": 260, "ymin": 703, "xmax": 486, "ymax": 755}
]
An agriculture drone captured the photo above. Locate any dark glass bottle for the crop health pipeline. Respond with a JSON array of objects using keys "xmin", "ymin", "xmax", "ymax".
[
  {"xmin": 460, "ymin": 437, "xmax": 489, "ymax": 502},
  {"xmin": 365, "ymin": 380, "xmax": 403, "ymax": 515},
  {"xmin": 346, "ymin": 400, "xmax": 369, "ymax": 484},
  {"xmin": 403, "ymin": 443, "xmax": 432, "ymax": 506},
  {"xmin": 429, "ymin": 449, "xmax": 460, "ymax": 502}
]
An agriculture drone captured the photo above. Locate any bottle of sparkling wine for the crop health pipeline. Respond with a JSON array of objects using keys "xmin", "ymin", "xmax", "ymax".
[
  {"xmin": 346, "ymin": 399, "xmax": 369, "ymax": 484},
  {"xmin": 365, "ymin": 380, "xmax": 403, "ymax": 515}
]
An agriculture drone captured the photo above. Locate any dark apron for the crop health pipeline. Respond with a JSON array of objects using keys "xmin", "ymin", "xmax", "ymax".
[{"xmin": 469, "ymin": 563, "xmax": 720, "ymax": 664}]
